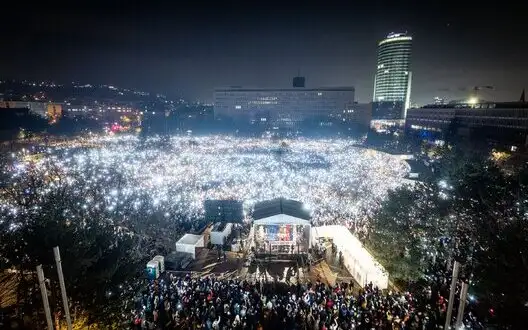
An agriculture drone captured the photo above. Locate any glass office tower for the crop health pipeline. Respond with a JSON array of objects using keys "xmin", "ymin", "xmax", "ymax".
[{"xmin": 372, "ymin": 32, "xmax": 412, "ymax": 120}]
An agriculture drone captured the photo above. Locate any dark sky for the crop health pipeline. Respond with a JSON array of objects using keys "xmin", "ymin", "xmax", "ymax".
[{"xmin": 2, "ymin": 1, "xmax": 527, "ymax": 104}]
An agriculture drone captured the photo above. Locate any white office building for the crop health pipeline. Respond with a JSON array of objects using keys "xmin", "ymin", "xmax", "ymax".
[{"xmin": 214, "ymin": 79, "xmax": 355, "ymax": 129}]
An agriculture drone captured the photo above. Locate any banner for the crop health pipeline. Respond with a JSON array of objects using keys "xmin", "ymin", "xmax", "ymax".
[{"xmin": 261, "ymin": 224, "xmax": 293, "ymax": 242}]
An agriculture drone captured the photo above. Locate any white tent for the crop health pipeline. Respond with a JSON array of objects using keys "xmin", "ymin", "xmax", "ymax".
[
  {"xmin": 210, "ymin": 222, "xmax": 233, "ymax": 245},
  {"xmin": 175, "ymin": 234, "xmax": 204, "ymax": 259},
  {"xmin": 312, "ymin": 225, "xmax": 389, "ymax": 289}
]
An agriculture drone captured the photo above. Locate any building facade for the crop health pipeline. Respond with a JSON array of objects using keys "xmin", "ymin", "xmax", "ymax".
[
  {"xmin": 372, "ymin": 32, "xmax": 412, "ymax": 120},
  {"xmin": 0, "ymin": 101, "xmax": 64, "ymax": 124},
  {"xmin": 338, "ymin": 102, "xmax": 372, "ymax": 127},
  {"xmin": 0, "ymin": 101, "xmax": 54, "ymax": 118},
  {"xmin": 406, "ymin": 102, "xmax": 528, "ymax": 146},
  {"xmin": 214, "ymin": 85, "xmax": 355, "ymax": 130}
]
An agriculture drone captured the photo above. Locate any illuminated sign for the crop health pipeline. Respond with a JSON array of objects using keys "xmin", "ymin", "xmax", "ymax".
[{"xmin": 378, "ymin": 36, "xmax": 412, "ymax": 46}]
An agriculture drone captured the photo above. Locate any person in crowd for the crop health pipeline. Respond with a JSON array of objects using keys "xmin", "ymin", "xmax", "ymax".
[{"xmin": 129, "ymin": 273, "xmax": 450, "ymax": 330}]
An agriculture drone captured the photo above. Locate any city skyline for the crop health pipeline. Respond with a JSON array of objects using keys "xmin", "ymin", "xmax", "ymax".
[{"xmin": 1, "ymin": 1, "xmax": 527, "ymax": 105}]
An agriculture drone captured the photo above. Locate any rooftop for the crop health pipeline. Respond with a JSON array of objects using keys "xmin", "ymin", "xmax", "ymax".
[
  {"xmin": 176, "ymin": 233, "xmax": 203, "ymax": 245},
  {"xmin": 215, "ymin": 87, "xmax": 355, "ymax": 92},
  {"xmin": 252, "ymin": 198, "xmax": 311, "ymax": 221},
  {"xmin": 379, "ymin": 32, "xmax": 412, "ymax": 45},
  {"xmin": 418, "ymin": 102, "xmax": 528, "ymax": 110},
  {"xmin": 211, "ymin": 222, "xmax": 227, "ymax": 232},
  {"xmin": 387, "ymin": 32, "xmax": 409, "ymax": 39}
]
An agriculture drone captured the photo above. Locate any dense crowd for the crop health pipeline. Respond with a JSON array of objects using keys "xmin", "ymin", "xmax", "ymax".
[
  {"xmin": 3, "ymin": 136, "xmax": 410, "ymax": 231},
  {"xmin": 128, "ymin": 274, "xmax": 452, "ymax": 329}
]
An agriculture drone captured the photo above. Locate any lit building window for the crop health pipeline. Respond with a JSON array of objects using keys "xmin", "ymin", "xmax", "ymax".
[{"xmin": 235, "ymin": 105, "xmax": 242, "ymax": 109}]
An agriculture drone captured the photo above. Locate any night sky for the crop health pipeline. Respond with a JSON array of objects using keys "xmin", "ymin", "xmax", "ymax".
[{"xmin": 2, "ymin": 1, "xmax": 527, "ymax": 105}]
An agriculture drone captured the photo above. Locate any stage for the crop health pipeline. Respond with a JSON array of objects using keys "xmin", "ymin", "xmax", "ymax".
[{"xmin": 250, "ymin": 198, "xmax": 312, "ymax": 257}]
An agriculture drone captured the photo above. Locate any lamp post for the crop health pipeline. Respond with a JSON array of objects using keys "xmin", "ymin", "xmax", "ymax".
[
  {"xmin": 53, "ymin": 246, "xmax": 72, "ymax": 330},
  {"xmin": 455, "ymin": 281, "xmax": 469, "ymax": 329},
  {"xmin": 36, "ymin": 265, "xmax": 53, "ymax": 330},
  {"xmin": 445, "ymin": 260, "xmax": 461, "ymax": 330}
]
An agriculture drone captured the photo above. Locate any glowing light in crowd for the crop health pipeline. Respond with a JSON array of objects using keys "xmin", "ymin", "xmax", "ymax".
[{"xmin": 2, "ymin": 135, "xmax": 411, "ymax": 228}]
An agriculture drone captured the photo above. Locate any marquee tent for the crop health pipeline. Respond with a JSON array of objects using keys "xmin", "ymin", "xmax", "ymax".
[
  {"xmin": 175, "ymin": 233, "xmax": 204, "ymax": 259},
  {"xmin": 312, "ymin": 225, "xmax": 389, "ymax": 289},
  {"xmin": 210, "ymin": 222, "xmax": 233, "ymax": 245}
]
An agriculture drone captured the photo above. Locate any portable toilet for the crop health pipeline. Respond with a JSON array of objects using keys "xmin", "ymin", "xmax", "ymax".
[
  {"xmin": 153, "ymin": 255, "xmax": 165, "ymax": 273},
  {"xmin": 146, "ymin": 260, "xmax": 160, "ymax": 280}
]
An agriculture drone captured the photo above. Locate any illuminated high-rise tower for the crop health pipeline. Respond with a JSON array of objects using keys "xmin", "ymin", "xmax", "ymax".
[{"xmin": 372, "ymin": 32, "xmax": 412, "ymax": 120}]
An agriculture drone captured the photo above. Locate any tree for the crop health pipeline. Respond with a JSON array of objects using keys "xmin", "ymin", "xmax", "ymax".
[
  {"xmin": 0, "ymin": 162, "xmax": 150, "ymax": 326},
  {"xmin": 365, "ymin": 182, "xmax": 451, "ymax": 281},
  {"xmin": 368, "ymin": 148, "xmax": 528, "ymax": 328},
  {"xmin": 453, "ymin": 163, "xmax": 528, "ymax": 328}
]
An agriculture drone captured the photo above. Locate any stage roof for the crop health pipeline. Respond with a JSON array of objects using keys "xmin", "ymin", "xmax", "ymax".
[
  {"xmin": 252, "ymin": 198, "xmax": 311, "ymax": 221},
  {"xmin": 253, "ymin": 214, "xmax": 311, "ymax": 226}
]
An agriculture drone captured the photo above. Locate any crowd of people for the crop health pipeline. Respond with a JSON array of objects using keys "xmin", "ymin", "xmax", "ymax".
[
  {"xmin": 6, "ymin": 136, "xmax": 410, "ymax": 230},
  {"xmin": 128, "ymin": 274, "xmax": 453, "ymax": 329}
]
